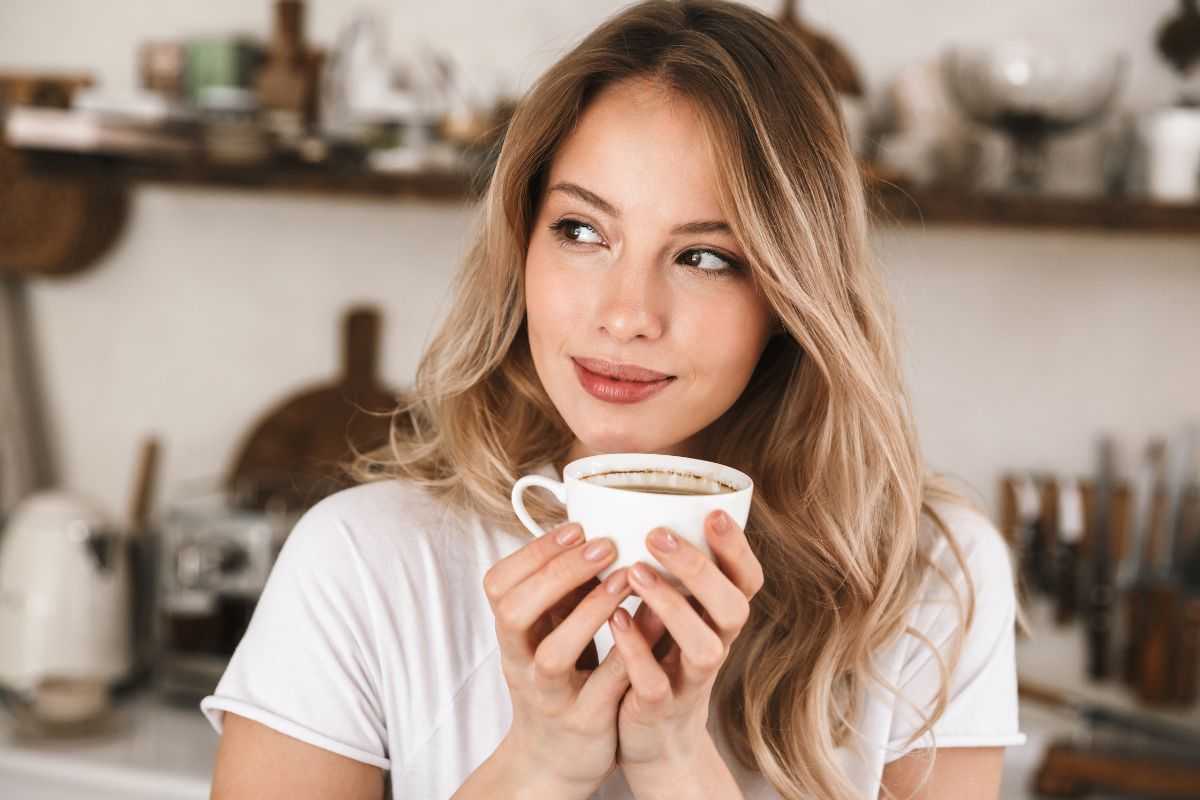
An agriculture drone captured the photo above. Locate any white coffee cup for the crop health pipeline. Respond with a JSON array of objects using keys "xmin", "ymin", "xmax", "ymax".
[{"xmin": 510, "ymin": 453, "xmax": 754, "ymax": 591}]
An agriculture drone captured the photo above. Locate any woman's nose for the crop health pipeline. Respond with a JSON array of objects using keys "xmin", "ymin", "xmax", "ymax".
[{"xmin": 595, "ymin": 260, "xmax": 665, "ymax": 342}]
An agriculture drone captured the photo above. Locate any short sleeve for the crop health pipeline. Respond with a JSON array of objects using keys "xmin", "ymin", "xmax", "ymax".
[
  {"xmin": 199, "ymin": 496, "xmax": 391, "ymax": 770},
  {"xmin": 884, "ymin": 505, "xmax": 1027, "ymax": 762}
]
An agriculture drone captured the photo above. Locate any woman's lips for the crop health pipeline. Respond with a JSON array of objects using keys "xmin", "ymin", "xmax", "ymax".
[
  {"xmin": 572, "ymin": 356, "xmax": 671, "ymax": 381},
  {"xmin": 572, "ymin": 358, "xmax": 675, "ymax": 405}
]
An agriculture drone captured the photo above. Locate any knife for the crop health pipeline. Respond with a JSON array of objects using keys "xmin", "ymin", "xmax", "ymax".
[
  {"xmin": 1086, "ymin": 436, "xmax": 1118, "ymax": 681},
  {"xmin": 1119, "ymin": 441, "xmax": 1162, "ymax": 589},
  {"xmin": 1014, "ymin": 472, "xmax": 1044, "ymax": 596},
  {"xmin": 1122, "ymin": 440, "xmax": 1169, "ymax": 687},
  {"xmin": 1055, "ymin": 477, "xmax": 1085, "ymax": 625},
  {"xmin": 1164, "ymin": 426, "xmax": 1200, "ymax": 581},
  {"xmin": 1019, "ymin": 678, "xmax": 1200, "ymax": 748}
]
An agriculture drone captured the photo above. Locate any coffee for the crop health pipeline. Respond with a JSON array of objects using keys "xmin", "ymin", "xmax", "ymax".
[
  {"xmin": 603, "ymin": 484, "xmax": 715, "ymax": 496},
  {"xmin": 582, "ymin": 468, "xmax": 735, "ymax": 496}
]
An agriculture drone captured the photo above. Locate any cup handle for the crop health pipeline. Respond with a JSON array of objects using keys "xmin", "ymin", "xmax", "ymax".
[{"xmin": 511, "ymin": 475, "xmax": 567, "ymax": 537}]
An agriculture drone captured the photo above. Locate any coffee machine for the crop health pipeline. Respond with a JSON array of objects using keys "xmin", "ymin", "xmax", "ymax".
[{"xmin": 155, "ymin": 490, "xmax": 299, "ymax": 705}]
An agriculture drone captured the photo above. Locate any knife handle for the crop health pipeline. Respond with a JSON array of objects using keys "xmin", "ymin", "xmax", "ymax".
[
  {"xmin": 1055, "ymin": 479, "xmax": 1085, "ymax": 625},
  {"xmin": 1087, "ymin": 580, "xmax": 1114, "ymax": 681},
  {"xmin": 1123, "ymin": 583, "xmax": 1152, "ymax": 686},
  {"xmin": 1055, "ymin": 542, "xmax": 1080, "ymax": 625},
  {"xmin": 1135, "ymin": 582, "xmax": 1182, "ymax": 707},
  {"xmin": 1173, "ymin": 596, "xmax": 1200, "ymax": 706}
]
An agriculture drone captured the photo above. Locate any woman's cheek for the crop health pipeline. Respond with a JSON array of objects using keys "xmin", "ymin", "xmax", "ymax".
[
  {"xmin": 692, "ymin": 296, "xmax": 770, "ymax": 383},
  {"xmin": 541, "ymin": 262, "xmax": 592, "ymax": 331},
  {"xmin": 527, "ymin": 254, "xmax": 584, "ymax": 356}
]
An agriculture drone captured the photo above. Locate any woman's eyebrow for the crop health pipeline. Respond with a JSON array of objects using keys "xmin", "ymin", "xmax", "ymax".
[{"xmin": 547, "ymin": 181, "xmax": 732, "ymax": 236}]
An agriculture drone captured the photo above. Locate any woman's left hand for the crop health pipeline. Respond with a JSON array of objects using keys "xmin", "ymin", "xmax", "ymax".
[{"xmin": 609, "ymin": 509, "xmax": 764, "ymax": 791}]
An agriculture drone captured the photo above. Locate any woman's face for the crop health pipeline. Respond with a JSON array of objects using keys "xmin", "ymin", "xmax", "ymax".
[{"xmin": 524, "ymin": 78, "xmax": 776, "ymax": 462}]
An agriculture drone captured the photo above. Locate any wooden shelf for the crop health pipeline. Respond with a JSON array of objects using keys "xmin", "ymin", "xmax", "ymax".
[
  {"xmin": 15, "ymin": 147, "xmax": 479, "ymax": 203},
  {"xmin": 14, "ymin": 147, "xmax": 1200, "ymax": 235},
  {"xmin": 871, "ymin": 180, "xmax": 1200, "ymax": 235}
]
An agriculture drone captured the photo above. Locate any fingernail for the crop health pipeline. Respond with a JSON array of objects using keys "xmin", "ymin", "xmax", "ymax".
[
  {"xmin": 610, "ymin": 608, "xmax": 631, "ymax": 630},
  {"xmin": 583, "ymin": 539, "xmax": 614, "ymax": 561},
  {"xmin": 648, "ymin": 528, "xmax": 677, "ymax": 551},
  {"xmin": 710, "ymin": 511, "xmax": 728, "ymax": 534},
  {"xmin": 605, "ymin": 569, "xmax": 628, "ymax": 594},
  {"xmin": 630, "ymin": 563, "xmax": 658, "ymax": 586},
  {"xmin": 555, "ymin": 523, "xmax": 582, "ymax": 546}
]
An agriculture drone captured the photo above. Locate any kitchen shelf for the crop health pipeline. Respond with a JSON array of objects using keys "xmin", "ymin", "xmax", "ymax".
[
  {"xmin": 13, "ymin": 147, "xmax": 1200, "ymax": 235},
  {"xmin": 871, "ymin": 179, "xmax": 1200, "ymax": 235},
  {"xmin": 16, "ymin": 147, "xmax": 477, "ymax": 203}
]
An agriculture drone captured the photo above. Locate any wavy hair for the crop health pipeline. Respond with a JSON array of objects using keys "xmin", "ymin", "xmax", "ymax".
[{"xmin": 350, "ymin": 2, "xmax": 982, "ymax": 796}]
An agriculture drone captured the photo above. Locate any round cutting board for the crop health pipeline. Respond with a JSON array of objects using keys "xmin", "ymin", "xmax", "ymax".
[{"xmin": 224, "ymin": 306, "xmax": 398, "ymax": 512}]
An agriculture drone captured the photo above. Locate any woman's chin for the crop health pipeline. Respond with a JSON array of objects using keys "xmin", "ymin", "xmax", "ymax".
[{"xmin": 573, "ymin": 429, "xmax": 681, "ymax": 457}]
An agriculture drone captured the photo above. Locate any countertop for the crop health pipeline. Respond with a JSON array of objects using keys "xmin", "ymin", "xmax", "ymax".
[
  {"xmin": 1002, "ymin": 598, "xmax": 1200, "ymax": 798},
  {"xmin": 0, "ymin": 689, "xmax": 216, "ymax": 800}
]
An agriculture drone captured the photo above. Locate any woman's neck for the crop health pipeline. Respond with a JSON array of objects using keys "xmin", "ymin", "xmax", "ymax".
[{"xmin": 561, "ymin": 431, "xmax": 712, "ymax": 472}]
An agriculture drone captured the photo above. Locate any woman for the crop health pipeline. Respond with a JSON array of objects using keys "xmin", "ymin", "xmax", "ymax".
[{"xmin": 203, "ymin": 2, "xmax": 1024, "ymax": 798}]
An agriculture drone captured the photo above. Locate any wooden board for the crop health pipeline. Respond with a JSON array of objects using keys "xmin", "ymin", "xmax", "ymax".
[
  {"xmin": 224, "ymin": 306, "xmax": 398, "ymax": 511},
  {"xmin": 0, "ymin": 75, "xmax": 129, "ymax": 277}
]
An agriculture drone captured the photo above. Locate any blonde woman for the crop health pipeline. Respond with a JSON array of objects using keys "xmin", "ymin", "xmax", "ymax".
[{"xmin": 204, "ymin": 1, "xmax": 1024, "ymax": 798}]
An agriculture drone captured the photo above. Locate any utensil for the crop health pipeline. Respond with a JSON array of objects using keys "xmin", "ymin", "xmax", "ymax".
[
  {"xmin": 155, "ymin": 486, "xmax": 299, "ymax": 704},
  {"xmin": 511, "ymin": 453, "xmax": 754, "ymax": 666},
  {"xmin": 224, "ymin": 305, "xmax": 396, "ymax": 512},
  {"xmin": 941, "ymin": 41, "xmax": 1127, "ymax": 190},
  {"xmin": 510, "ymin": 453, "xmax": 754, "ymax": 589},
  {"xmin": 1035, "ymin": 740, "xmax": 1200, "ymax": 798},
  {"xmin": 1086, "ymin": 436, "xmax": 1118, "ymax": 680},
  {"xmin": 1014, "ymin": 472, "xmax": 1045, "ymax": 596},
  {"xmin": 1170, "ymin": 431, "xmax": 1200, "ymax": 583},
  {"xmin": 1123, "ymin": 440, "xmax": 1169, "ymax": 686},
  {"xmin": 0, "ymin": 490, "xmax": 131, "ymax": 735},
  {"xmin": 117, "ymin": 437, "xmax": 161, "ymax": 699},
  {"xmin": 1, "ymin": 75, "xmax": 130, "ymax": 278},
  {"xmin": 1056, "ymin": 478, "xmax": 1085, "ymax": 625},
  {"xmin": 1020, "ymin": 678, "xmax": 1200, "ymax": 747}
]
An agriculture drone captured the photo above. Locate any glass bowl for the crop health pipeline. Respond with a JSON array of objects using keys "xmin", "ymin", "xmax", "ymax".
[{"xmin": 941, "ymin": 41, "xmax": 1128, "ymax": 190}]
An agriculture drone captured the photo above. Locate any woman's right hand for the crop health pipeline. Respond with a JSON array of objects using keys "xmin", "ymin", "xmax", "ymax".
[{"xmin": 481, "ymin": 521, "xmax": 633, "ymax": 798}]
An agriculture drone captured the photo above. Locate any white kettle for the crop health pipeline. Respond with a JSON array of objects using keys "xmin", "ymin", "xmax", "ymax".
[{"xmin": 0, "ymin": 490, "xmax": 132, "ymax": 727}]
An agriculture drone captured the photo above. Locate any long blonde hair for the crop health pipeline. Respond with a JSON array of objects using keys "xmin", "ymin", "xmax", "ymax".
[{"xmin": 351, "ymin": 2, "xmax": 981, "ymax": 796}]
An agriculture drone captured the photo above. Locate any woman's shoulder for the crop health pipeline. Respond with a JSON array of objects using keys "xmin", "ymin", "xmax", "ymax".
[
  {"xmin": 919, "ymin": 499, "xmax": 1015, "ymax": 597},
  {"xmin": 298, "ymin": 477, "xmax": 447, "ymax": 536},
  {"xmin": 904, "ymin": 498, "xmax": 1018, "ymax": 654},
  {"xmin": 872, "ymin": 499, "xmax": 1026, "ymax": 758},
  {"xmin": 277, "ymin": 477, "xmax": 521, "ymax": 591},
  {"xmin": 278, "ymin": 479, "xmax": 439, "ymax": 558}
]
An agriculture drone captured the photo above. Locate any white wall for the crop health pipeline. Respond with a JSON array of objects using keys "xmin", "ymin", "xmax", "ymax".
[
  {"xmin": 879, "ymin": 228, "xmax": 1199, "ymax": 509},
  {"xmin": 1, "ymin": 1, "xmax": 1197, "ymax": 518}
]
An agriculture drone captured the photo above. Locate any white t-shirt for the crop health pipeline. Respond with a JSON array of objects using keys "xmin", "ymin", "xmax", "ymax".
[{"xmin": 200, "ymin": 461, "xmax": 1025, "ymax": 798}]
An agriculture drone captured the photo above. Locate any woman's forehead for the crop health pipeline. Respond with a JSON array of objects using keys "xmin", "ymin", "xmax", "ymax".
[{"xmin": 545, "ymin": 80, "xmax": 727, "ymax": 224}]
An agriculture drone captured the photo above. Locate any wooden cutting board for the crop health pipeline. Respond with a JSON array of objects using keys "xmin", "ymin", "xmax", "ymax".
[
  {"xmin": 0, "ymin": 75, "xmax": 129, "ymax": 278},
  {"xmin": 224, "ymin": 306, "xmax": 398, "ymax": 511}
]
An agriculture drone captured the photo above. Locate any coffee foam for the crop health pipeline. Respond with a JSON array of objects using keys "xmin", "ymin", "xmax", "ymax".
[{"xmin": 581, "ymin": 468, "xmax": 737, "ymax": 495}]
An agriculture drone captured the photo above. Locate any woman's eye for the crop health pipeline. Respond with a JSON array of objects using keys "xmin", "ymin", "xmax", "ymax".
[
  {"xmin": 548, "ymin": 218, "xmax": 742, "ymax": 277},
  {"xmin": 680, "ymin": 248, "xmax": 740, "ymax": 275},
  {"xmin": 549, "ymin": 218, "xmax": 603, "ymax": 246}
]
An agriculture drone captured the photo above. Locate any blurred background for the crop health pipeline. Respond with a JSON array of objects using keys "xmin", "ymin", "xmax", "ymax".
[{"xmin": 0, "ymin": 1, "xmax": 1197, "ymax": 798}]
